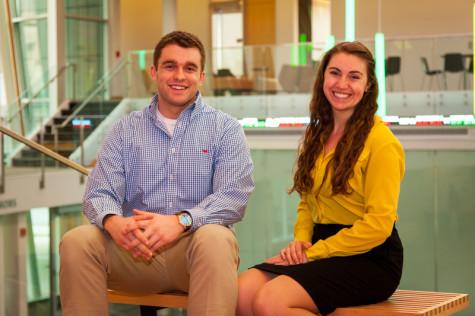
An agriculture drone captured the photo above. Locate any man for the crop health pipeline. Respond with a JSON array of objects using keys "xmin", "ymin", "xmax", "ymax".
[{"xmin": 59, "ymin": 31, "xmax": 254, "ymax": 316}]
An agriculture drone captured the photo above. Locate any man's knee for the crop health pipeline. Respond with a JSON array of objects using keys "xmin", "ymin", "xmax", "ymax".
[
  {"xmin": 192, "ymin": 224, "xmax": 237, "ymax": 250},
  {"xmin": 189, "ymin": 224, "xmax": 238, "ymax": 263},
  {"xmin": 60, "ymin": 225, "xmax": 105, "ymax": 261}
]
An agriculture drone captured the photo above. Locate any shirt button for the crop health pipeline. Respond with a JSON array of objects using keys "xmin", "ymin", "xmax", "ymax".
[
  {"xmin": 171, "ymin": 148, "xmax": 176, "ymax": 154},
  {"xmin": 169, "ymin": 202, "xmax": 173, "ymax": 208}
]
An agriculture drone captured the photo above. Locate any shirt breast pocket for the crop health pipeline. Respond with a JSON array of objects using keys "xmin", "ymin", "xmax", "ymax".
[{"xmin": 180, "ymin": 148, "xmax": 215, "ymax": 179}]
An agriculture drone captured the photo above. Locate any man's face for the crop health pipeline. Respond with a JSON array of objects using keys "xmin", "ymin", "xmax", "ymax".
[{"xmin": 151, "ymin": 44, "xmax": 204, "ymax": 115}]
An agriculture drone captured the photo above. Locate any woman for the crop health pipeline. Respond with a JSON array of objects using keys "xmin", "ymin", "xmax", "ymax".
[{"xmin": 237, "ymin": 42, "xmax": 405, "ymax": 316}]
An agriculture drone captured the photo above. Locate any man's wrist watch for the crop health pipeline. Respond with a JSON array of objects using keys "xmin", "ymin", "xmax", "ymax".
[{"xmin": 177, "ymin": 212, "xmax": 192, "ymax": 231}]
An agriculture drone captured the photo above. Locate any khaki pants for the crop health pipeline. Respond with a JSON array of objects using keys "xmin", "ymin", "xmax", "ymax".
[{"xmin": 59, "ymin": 224, "xmax": 239, "ymax": 316}]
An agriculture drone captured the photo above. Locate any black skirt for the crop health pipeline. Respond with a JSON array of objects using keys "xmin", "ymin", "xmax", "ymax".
[{"xmin": 253, "ymin": 224, "xmax": 403, "ymax": 315}]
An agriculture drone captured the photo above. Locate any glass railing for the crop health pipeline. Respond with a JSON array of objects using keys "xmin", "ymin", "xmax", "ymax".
[
  {"xmin": 6, "ymin": 64, "xmax": 77, "ymax": 134},
  {"xmin": 3, "ymin": 64, "xmax": 77, "ymax": 161},
  {"xmin": 4, "ymin": 35, "xmax": 475, "ymax": 169},
  {"xmin": 2, "ymin": 58, "xmax": 129, "ymax": 167},
  {"xmin": 126, "ymin": 35, "xmax": 474, "ymax": 123}
]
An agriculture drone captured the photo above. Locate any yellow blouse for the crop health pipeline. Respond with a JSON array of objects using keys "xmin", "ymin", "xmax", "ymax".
[{"xmin": 294, "ymin": 116, "xmax": 405, "ymax": 261}]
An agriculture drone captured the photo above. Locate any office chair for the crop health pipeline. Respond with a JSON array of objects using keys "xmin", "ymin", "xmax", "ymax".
[
  {"xmin": 420, "ymin": 57, "xmax": 443, "ymax": 90},
  {"xmin": 278, "ymin": 64, "xmax": 299, "ymax": 93},
  {"xmin": 297, "ymin": 65, "xmax": 316, "ymax": 93},
  {"xmin": 277, "ymin": 64, "xmax": 316, "ymax": 93},
  {"xmin": 216, "ymin": 68, "xmax": 235, "ymax": 77},
  {"xmin": 385, "ymin": 56, "xmax": 402, "ymax": 91},
  {"xmin": 442, "ymin": 53, "xmax": 464, "ymax": 89}
]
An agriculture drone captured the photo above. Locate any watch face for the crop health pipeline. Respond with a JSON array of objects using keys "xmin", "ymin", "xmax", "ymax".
[{"xmin": 179, "ymin": 213, "xmax": 192, "ymax": 227}]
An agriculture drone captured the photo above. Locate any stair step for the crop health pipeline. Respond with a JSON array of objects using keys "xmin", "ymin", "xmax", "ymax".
[
  {"xmin": 14, "ymin": 99, "xmax": 120, "ymax": 167},
  {"xmin": 61, "ymin": 109, "xmax": 73, "ymax": 116},
  {"xmin": 19, "ymin": 146, "xmax": 75, "ymax": 158},
  {"xmin": 12, "ymin": 157, "xmax": 64, "ymax": 167},
  {"xmin": 45, "ymin": 125, "xmax": 73, "ymax": 133},
  {"xmin": 42, "ymin": 142, "xmax": 76, "ymax": 151},
  {"xmin": 38, "ymin": 133, "xmax": 74, "ymax": 142}
]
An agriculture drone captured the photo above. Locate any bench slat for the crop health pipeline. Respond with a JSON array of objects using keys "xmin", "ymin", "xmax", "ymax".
[
  {"xmin": 330, "ymin": 290, "xmax": 470, "ymax": 316},
  {"xmin": 107, "ymin": 289, "xmax": 469, "ymax": 316}
]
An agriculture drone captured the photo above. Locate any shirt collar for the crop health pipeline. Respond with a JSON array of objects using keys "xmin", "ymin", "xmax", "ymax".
[
  {"xmin": 148, "ymin": 91, "xmax": 204, "ymax": 119},
  {"xmin": 147, "ymin": 92, "xmax": 205, "ymax": 125}
]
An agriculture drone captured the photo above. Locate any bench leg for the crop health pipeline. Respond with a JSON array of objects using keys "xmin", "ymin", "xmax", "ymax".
[{"xmin": 139, "ymin": 305, "xmax": 163, "ymax": 316}]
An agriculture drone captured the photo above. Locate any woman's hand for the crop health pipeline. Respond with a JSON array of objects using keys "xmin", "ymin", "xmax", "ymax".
[{"xmin": 265, "ymin": 240, "xmax": 312, "ymax": 265}]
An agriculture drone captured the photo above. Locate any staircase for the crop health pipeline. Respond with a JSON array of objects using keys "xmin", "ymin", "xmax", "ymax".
[{"xmin": 12, "ymin": 100, "xmax": 120, "ymax": 167}]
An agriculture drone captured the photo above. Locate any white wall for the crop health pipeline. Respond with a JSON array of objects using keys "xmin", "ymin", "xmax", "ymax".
[
  {"xmin": 119, "ymin": 0, "xmax": 163, "ymax": 55},
  {"xmin": 331, "ymin": 0, "xmax": 473, "ymax": 39}
]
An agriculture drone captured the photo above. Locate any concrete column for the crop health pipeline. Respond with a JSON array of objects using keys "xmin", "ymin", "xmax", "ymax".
[
  {"xmin": 162, "ymin": 0, "xmax": 177, "ymax": 35},
  {"xmin": 0, "ymin": 0, "xmax": 16, "ymax": 112},
  {"xmin": 276, "ymin": 0, "xmax": 298, "ymax": 44},
  {"xmin": 4, "ymin": 213, "xmax": 27, "ymax": 316},
  {"xmin": 47, "ymin": 0, "xmax": 65, "ymax": 115},
  {"xmin": 0, "ymin": 216, "xmax": 4, "ymax": 316}
]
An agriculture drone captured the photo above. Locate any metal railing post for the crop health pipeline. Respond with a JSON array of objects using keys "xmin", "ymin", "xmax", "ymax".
[
  {"xmin": 0, "ymin": 128, "xmax": 5, "ymax": 194},
  {"xmin": 49, "ymin": 207, "xmax": 58, "ymax": 316},
  {"xmin": 53, "ymin": 126, "xmax": 59, "ymax": 168},
  {"xmin": 39, "ymin": 117, "xmax": 45, "ymax": 189},
  {"xmin": 72, "ymin": 63, "xmax": 77, "ymax": 101},
  {"xmin": 79, "ymin": 116, "xmax": 85, "ymax": 184}
]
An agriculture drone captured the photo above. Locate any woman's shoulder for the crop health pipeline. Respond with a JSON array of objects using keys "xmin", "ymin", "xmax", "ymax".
[{"xmin": 366, "ymin": 116, "xmax": 402, "ymax": 151}]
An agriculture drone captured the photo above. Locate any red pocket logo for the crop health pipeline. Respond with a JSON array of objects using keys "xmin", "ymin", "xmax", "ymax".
[{"xmin": 202, "ymin": 149, "xmax": 209, "ymax": 153}]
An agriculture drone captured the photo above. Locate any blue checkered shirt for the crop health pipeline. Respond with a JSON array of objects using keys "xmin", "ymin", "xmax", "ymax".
[{"xmin": 84, "ymin": 93, "xmax": 254, "ymax": 231}]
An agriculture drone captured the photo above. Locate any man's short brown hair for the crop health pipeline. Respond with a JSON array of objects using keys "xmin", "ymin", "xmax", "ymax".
[{"xmin": 153, "ymin": 31, "xmax": 205, "ymax": 71}]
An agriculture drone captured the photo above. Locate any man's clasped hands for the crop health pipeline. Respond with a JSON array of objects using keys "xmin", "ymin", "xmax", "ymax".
[{"xmin": 103, "ymin": 210, "xmax": 185, "ymax": 261}]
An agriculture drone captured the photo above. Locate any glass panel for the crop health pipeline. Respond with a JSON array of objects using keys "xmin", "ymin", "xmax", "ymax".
[
  {"xmin": 65, "ymin": 18, "xmax": 105, "ymax": 100},
  {"xmin": 212, "ymin": 11, "xmax": 243, "ymax": 76},
  {"xmin": 14, "ymin": 19, "xmax": 49, "ymax": 94},
  {"xmin": 434, "ymin": 152, "xmax": 475, "ymax": 316},
  {"xmin": 238, "ymin": 149, "xmax": 475, "ymax": 316},
  {"xmin": 11, "ymin": 0, "xmax": 47, "ymax": 17},
  {"xmin": 27, "ymin": 207, "xmax": 50, "ymax": 302},
  {"xmin": 8, "ymin": 19, "xmax": 50, "ymax": 135},
  {"xmin": 65, "ymin": 0, "xmax": 104, "ymax": 18},
  {"xmin": 236, "ymin": 150, "xmax": 300, "ymax": 270}
]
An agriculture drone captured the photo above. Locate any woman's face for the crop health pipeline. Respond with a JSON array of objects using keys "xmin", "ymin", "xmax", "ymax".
[{"xmin": 323, "ymin": 52, "xmax": 369, "ymax": 116}]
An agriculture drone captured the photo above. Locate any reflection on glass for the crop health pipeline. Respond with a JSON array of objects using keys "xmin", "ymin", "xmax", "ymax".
[
  {"xmin": 65, "ymin": 0, "xmax": 104, "ymax": 18},
  {"xmin": 11, "ymin": 0, "xmax": 47, "ymax": 17},
  {"xmin": 65, "ymin": 19, "xmax": 105, "ymax": 100}
]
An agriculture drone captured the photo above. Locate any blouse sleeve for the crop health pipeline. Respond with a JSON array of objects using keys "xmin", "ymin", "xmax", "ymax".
[{"xmin": 294, "ymin": 194, "xmax": 315, "ymax": 243}]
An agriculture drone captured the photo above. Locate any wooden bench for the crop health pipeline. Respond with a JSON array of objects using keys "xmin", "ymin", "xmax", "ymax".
[{"xmin": 108, "ymin": 289, "xmax": 469, "ymax": 316}]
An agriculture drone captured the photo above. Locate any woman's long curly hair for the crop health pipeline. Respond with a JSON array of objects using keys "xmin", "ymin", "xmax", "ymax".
[{"xmin": 290, "ymin": 42, "xmax": 378, "ymax": 196}]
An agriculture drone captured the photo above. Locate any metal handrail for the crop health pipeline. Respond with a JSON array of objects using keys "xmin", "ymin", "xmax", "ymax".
[
  {"xmin": 0, "ymin": 125, "xmax": 89, "ymax": 176},
  {"xmin": 58, "ymin": 58, "xmax": 129, "ymax": 129},
  {"xmin": 7, "ymin": 63, "xmax": 76, "ymax": 123}
]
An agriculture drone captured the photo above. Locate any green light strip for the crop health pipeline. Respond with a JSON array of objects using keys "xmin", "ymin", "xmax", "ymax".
[
  {"xmin": 238, "ymin": 115, "xmax": 475, "ymax": 128},
  {"xmin": 138, "ymin": 50, "xmax": 147, "ymax": 70},
  {"xmin": 375, "ymin": 32, "xmax": 386, "ymax": 116},
  {"xmin": 291, "ymin": 44, "xmax": 299, "ymax": 66},
  {"xmin": 299, "ymin": 33, "xmax": 307, "ymax": 65},
  {"xmin": 325, "ymin": 35, "xmax": 336, "ymax": 51},
  {"xmin": 345, "ymin": 0, "xmax": 355, "ymax": 41}
]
